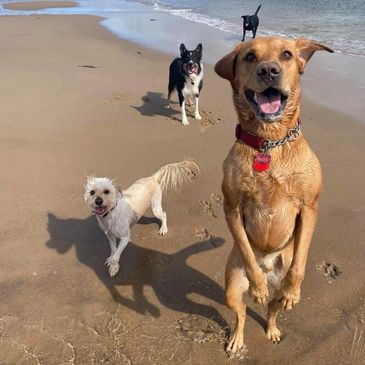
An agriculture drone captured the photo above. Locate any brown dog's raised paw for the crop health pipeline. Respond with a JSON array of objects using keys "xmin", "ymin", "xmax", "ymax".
[
  {"xmin": 279, "ymin": 280, "xmax": 301, "ymax": 310},
  {"xmin": 249, "ymin": 281, "xmax": 269, "ymax": 306}
]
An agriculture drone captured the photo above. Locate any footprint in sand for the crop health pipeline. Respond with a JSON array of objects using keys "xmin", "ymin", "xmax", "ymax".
[
  {"xmin": 210, "ymin": 192, "xmax": 223, "ymax": 205},
  {"xmin": 200, "ymin": 110, "xmax": 223, "ymax": 127},
  {"xmin": 316, "ymin": 262, "xmax": 342, "ymax": 283},
  {"xmin": 199, "ymin": 200, "xmax": 217, "ymax": 218},
  {"xmin": 177, "ymin": 315, "xmax": 226, "ymax": 344},
  {"xmin": 194, "ymin": 225, "xmax": 213, "ymax": 241},
  {"xmin": 194, "ymin": 225, "xmax": 222, "ymax": 248},
  {"xmin": 105, "ymin": 93, "xmax": 128, "ymax": 105},
  {"xmin": 199, "ymin": 193, "xmax": 223, "ymax": 218}
]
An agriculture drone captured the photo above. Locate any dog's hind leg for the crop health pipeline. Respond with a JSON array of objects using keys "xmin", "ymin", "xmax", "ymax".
[
  {"xmin": 225, "ymin": 248, "xmax": 249, "ymax": 358},
  {"xmin": 151, "ymin": 188, "xmax": 168, "ymax": 235},
  {"xmin": 252, "ymin": 27, "xmax": 257, "ymax": 39},
  {"xmin": 178, "ymin": 89, "xmax": 189, "ymax": 126},
  {"xmin": 166, "ymin": 80, "xmax": 175, "ymax": 109},
  {"xmin": 266, "ymin": 293, "xmax": 284, "ymax": 343}
]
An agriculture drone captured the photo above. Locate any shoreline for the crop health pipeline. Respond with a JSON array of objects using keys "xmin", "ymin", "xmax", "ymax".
[
  {"xmin": 0, "ymin": 7, "xmax": 364, "ymax": 365},
  {"xmin": 2, "ymin": 0, "xmax": 76, "ymax": 10},
  {"xmin": 1, "ymin": 0, "xmax": 364, "ymax": 124}
]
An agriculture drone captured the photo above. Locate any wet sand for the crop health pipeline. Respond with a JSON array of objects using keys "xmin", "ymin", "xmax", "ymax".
[
  {"xmin": 0, "ymin": 11, "xmax": 364, "ymax": 365},
  {"xmin": 2, "ymin": 1, "xmax": 76, "ymax": 11}
]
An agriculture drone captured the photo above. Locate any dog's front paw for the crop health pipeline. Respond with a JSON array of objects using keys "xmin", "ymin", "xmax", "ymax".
[
  {"xmin": 105, "ymin": 256, "xmax": 120, "ymax": 277},
  {"xmin": 194, "ymin": 113, "xmax": 202, "ymax": 120},
  {"xmin": 226, "ymin": 332, "xmax": 247, "ymax": 359},
  {"xmin": 181, "ymin": 118, "xmax": 189, "ymax": 126},
  {"xmin": 279, "ymin": 280, "xmax": 301, "ymax": 311},
  {"xmin": 249, "ymin": 279, "xmax": 269, "ymax": 306},
  {"xmin": 159, "ymin": 226, "xmax": 168, "ymax": 236}
]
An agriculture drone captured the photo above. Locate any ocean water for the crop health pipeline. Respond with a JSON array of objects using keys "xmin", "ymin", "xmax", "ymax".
[
  {"xmin": 142, "ymin": 0, "xmax": 365, "ymax": 57},
  {"xmin": 0, "ymin": 0, "xmax": 364, "ymax": 121},
  {"xmin": 1, "ymin": 0, "xmax": 364, "ymax": 57}
]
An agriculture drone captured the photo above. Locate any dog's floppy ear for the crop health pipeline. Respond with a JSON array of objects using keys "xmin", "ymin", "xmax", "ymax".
[
  {"xmin": 84, "ymin": 176, "xmax": 94, "ymax": 190},
  {"xmin": 295, "ymin": 38, "xmax": 334, "ymax": 74},
  {"xmin": 194, "ymin": 43, "xmax": 203, "ymax": 54},
  {"xmin": 180, "ymin": 43, "xmax": 187, "ymax": 57},
  {"xmin": 215, "ymin": 46, "xmax": 240, "ymax": 94}
]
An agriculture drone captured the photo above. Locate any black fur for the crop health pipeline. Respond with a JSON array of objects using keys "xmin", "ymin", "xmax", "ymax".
[
  {"xmin": 167, "ymin": 43, "xmax": 203, "ymax": 108},
  {"xmin": 241, "ymin": 5, "xmax": 261, "ymax": 41}
]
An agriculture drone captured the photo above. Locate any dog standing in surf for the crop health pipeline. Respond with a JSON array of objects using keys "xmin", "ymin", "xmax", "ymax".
[{"xmin": 241, "ymin": 5, "xmax": 261, "ymax": 41}]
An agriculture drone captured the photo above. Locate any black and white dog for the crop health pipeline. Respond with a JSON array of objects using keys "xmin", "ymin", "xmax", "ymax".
[
  {"xmin": 166, "ymin": 43, "xmax": 203, "ymax": 126},
  {"xmin": 241, "ymin": 5, "xmax": 261, "ymax": 41}
]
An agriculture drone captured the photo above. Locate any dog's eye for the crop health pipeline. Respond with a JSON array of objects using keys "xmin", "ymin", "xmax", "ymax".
[
  {"xmin": 282, "ymin": 50, "xmax": 292, "ymax": 60},
  {"xmin": 104, "ymin": 189, "xmax": 110, "ymax": 195},
  {"xmin": 90, "ymin": 190, "xmax": 95, "ymax": 196},
  {"xmin": 245, "ymin": 53, "xmax": 256, "ymax": 63}
]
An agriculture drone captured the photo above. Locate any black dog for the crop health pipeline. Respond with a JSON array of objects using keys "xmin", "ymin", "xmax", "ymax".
[
  {"xmin": 241, "ymin": 5, "xmax": 261, "ymax": 41},
  {"xmin": 166, "ymin": 43, "xmax": 203, "ymax": 126}
]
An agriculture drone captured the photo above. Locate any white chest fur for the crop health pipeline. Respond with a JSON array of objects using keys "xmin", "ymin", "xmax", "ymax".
[{"xmin": 182, "ymin": 67, "xmax": 203, "ymax": 97}]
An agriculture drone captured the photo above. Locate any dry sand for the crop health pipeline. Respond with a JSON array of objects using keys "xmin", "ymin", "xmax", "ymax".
[{"xmin": 0, "ymin": 9, "xmax": 364, "ymax": 365}]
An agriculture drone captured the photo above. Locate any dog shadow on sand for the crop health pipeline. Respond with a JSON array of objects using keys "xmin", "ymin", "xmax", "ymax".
[
  {"xmin": 46, "ymin": 213, "xmax": 266, "ymax": 334},
  {"xmin": 131, "ymin": 91, "xmax": 185, "ymax": 122}
]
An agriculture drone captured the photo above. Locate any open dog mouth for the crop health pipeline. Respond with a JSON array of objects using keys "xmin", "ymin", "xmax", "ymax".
[
  {"xmin": 186, "ymin": 64, "xmax": 198, "ymax": 75},
  {"xmin": 245, "ymin": 87, "xmax": 288, "ymax": 121},
  {"xmin": 93, "ymin": 206, "xmax": 107, "ymax": 215}
]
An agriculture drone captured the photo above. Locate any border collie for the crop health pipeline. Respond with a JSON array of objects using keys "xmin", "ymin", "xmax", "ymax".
[{"xmin": 166, "ymin": 43, "xmax": 203, "ymax": 126}]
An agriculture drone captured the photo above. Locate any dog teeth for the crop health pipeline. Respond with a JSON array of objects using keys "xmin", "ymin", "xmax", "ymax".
[{"xmin": 253, "ymin": 93, "xmax": 258, "ymax": 103}]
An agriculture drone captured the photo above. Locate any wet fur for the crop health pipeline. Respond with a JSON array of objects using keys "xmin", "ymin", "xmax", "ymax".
[
  {"xmin": 241, "ymin": 5, "xmax": 261, "ymax": 41},
  {"xmin": 214, "ymin": 36, "xmax": 333, "ymax": 356},
  {"xmin": 84, "ymin": 160, "xmax": 199, "ymax": 277}
]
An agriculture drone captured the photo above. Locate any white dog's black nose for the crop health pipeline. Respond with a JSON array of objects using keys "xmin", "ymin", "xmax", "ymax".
[{"xmin": 95, "ymin": 197, "xmax": 103, "ymax": 206}]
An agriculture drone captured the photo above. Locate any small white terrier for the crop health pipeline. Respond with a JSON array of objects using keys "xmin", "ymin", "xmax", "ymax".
[{"xmin": 84, "ymin": 160, "xmax": 199, "ymax": 277}]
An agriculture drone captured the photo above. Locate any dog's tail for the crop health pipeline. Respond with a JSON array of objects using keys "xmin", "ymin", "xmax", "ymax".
[
  {"xmin": 153, "ymin": 160, "xmax": 199, "ymax": 192},
  {"xmin": 255, "ymin": 4, "xmax": 261, "ymax": 15}
]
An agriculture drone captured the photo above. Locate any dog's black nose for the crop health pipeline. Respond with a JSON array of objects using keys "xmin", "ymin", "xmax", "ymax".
[
  {"xmin": 257, "ymin": 62, "xmax": 281, "ymax": 82},
  {"xmin": 95, "ymin": 197, "xmax": 103, "ymax": 206}
]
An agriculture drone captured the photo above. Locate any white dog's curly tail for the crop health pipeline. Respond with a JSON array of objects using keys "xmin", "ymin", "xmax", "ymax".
[{"xmin": 153, "ymin": 160, "xmax": 199, "ymax": 192}]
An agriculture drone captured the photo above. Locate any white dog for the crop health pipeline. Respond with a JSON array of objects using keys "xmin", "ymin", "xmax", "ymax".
[{"xmin": 84, "ymin": 160, "xmax": 199, "ymax": 277}]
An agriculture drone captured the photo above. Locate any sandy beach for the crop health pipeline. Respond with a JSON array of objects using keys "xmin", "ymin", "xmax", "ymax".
[
  {"xmin": 0, "ymin": 2, "xmax": 364, "ymax": 365},
  {"xmin": 2, "ymin": 1, "xmax": 76, "ymax": 10}
]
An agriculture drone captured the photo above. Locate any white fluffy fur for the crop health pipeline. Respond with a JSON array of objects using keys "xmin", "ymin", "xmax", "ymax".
[{"xmin": 84, "ymin": 160, "xmax": 199, "ymax": 277}]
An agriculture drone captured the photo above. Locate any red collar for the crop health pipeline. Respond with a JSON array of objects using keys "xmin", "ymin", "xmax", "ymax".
[{"xmin": 235, "ymin": 119, "xmax": 302, "ymax": 153}]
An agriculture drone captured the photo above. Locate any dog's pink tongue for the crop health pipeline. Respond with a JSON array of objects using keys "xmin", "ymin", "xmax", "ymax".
[
  {"xmin": 189, "ymin": 66, "xmax": 197, "ymax": 74},
  {"xmin": 256, "ymin": 92, "xmax": 281, "ymax": 114},
  {"xmin": 95, "ymin": 207, "xmax": 105, "ymax": 214}
]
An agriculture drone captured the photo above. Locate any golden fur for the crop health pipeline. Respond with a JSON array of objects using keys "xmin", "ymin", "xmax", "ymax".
[{"xmin": 214, "ymin": 36, "xmax": 333, "ymax": 357}]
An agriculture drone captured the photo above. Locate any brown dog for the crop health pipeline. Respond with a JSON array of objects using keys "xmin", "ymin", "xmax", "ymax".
[{"xmin": 215, "ymin": 37, "xmax": 333, "ymax": 357}]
